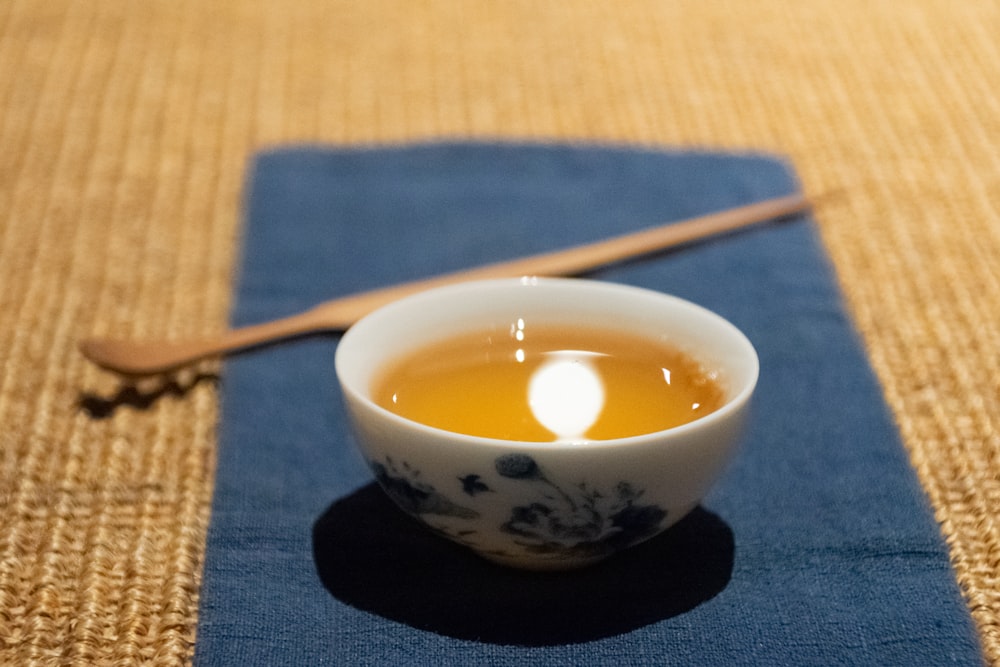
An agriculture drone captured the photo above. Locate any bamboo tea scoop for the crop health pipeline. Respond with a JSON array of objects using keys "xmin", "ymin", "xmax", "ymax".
[{"xmin": 80, "ymin": 193, "xmax": 809, "ymax": 375}]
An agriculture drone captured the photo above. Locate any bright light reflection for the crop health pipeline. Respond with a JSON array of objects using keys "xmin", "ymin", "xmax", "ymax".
[
  {"xmin": 512, "ymin": 318, "xmax": 526, "ymax": 341},
  {"xmin": 528, "ymin": 353, "xmax": 605, "ymax": 440}
]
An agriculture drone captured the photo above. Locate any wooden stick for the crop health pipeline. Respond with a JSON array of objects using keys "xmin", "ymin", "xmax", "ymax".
[{"xmin": 79, "ymin": 193, "xmax": 809, "ymax": 375}]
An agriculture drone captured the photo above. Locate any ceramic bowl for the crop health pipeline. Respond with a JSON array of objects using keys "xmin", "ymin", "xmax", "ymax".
[{"xmin": 335, "ymin": 277, "xmax": 758, "ymax": 570}]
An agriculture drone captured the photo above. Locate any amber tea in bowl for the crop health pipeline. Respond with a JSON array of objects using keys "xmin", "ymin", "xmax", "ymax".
[
  {"xmin": 372, "ymin": 324, "xmax": 725, "ymax": 442},
  {"xmin": 335, "ymin": 278, "xmax": 758, "ymax": 570}
]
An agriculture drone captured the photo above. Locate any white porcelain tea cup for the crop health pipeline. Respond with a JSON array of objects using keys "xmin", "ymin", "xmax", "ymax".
[{"xmin": 335, "ymin": 278, "xmax": 758, "ymax": 570}]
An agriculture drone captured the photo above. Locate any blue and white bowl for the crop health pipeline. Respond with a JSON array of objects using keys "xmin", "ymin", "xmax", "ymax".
[{"xmin": 335, "ymin": 278, "xmax": 758, "ymax": 570}]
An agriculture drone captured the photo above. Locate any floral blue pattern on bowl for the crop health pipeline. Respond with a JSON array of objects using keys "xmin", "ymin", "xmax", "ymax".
[{"xmin": 370, "ymin": 452, "xmax": 667, "ymax": 563}]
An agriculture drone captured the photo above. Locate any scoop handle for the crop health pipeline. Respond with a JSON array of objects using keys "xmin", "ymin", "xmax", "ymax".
[{"xmin": 79, "ymin": 193, "xmax": 810, "ymax": 375}]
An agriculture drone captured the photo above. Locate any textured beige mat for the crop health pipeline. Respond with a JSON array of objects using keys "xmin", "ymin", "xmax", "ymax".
[{"xmin": 1, "ymin": 1, "xmax": 998, "ymax": 664}]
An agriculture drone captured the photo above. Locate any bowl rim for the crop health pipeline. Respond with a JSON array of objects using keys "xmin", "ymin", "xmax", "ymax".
[{"xmin": 335, "ymin": 277, "xmax": 759, "ymax": 451}]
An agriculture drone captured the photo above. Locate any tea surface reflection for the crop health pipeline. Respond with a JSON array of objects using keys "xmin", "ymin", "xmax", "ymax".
[{"xmin": 372, "ymin": 323, "xmax": 724, "ymax": 442}]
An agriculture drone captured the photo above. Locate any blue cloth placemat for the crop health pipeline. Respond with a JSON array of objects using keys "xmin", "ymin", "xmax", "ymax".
[{"xmin": 195, "ymin": 143, "xmax": 981, "ymax": 665}]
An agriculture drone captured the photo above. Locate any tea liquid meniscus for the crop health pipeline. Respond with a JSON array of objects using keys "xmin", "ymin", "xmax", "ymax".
[{"xmin": 371, "ymin": 322, "xmax": 725, "ymax": 442}]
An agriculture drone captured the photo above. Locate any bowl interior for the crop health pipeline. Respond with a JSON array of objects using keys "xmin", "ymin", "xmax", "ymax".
[{"xmin": 336, "ymin": 278, "xmax": 759, "ymax": 437}]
